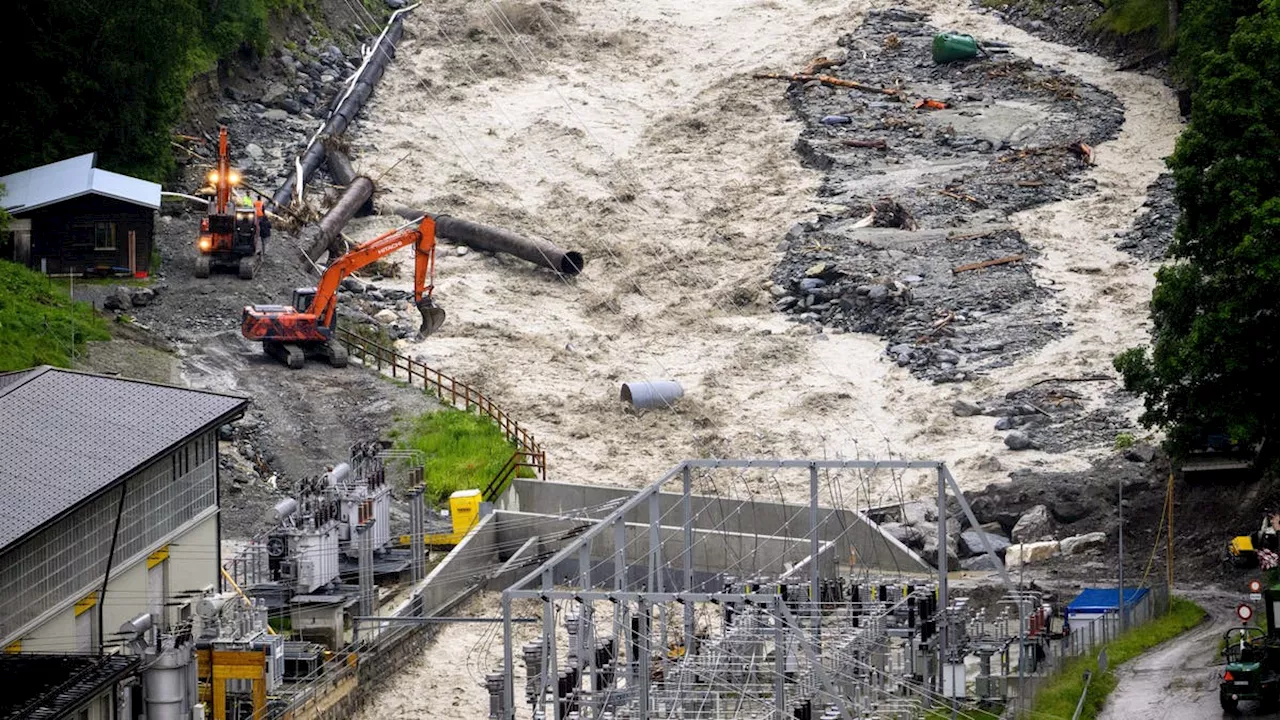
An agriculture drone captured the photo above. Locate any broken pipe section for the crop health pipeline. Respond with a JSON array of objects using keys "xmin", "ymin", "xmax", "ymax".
[
  {"xmin": 620, "ymin": 380, "xmax": 684, "ymax": 410},
  {"xmin": 393, "ymin": 206, "xmax": 585, "ymax": 276},
  {"xmin": 268, "ymin": 8, "xmax": 408, "ymax": 211},
  {"xmin": 307, "ymin": 147, "xmax": 374, "ymax": 262}
]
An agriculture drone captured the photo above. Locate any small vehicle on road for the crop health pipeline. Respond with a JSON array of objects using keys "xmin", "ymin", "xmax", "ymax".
[{"xmin": 1221, "ymin": 592, "xmax": 1280, "ymax": 713}]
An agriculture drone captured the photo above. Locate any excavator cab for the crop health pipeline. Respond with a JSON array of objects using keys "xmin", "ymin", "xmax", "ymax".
[{"xmin": 292, "ymin": 288, "xmax": 317, "ymax": 316}]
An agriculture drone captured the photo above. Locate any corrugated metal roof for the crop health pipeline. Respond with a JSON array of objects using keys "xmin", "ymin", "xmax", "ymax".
[
  {"xmin": 0, "ymin": 153, "xmax": 161, "ymax": 214},
  {"xmin": 0, "ymin": 653, "xmax": 140, "ymax": 720},
  {"xmin": 0, "ymin": 367, "xmax": 247, "ymax": 550}
]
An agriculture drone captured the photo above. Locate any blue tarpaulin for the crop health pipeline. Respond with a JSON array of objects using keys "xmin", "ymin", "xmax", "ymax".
[{"xmin": 1066, "ymin": 587, "xmax": 1149, "ymax": 614}]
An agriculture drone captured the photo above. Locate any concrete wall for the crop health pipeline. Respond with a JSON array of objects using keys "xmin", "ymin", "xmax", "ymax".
[
  {"xmin": 415, "ymin": 513, "xmax": 499, "ymax": 617},
  {"xmin": 501, "ymin": 479, "xmax": 929, "ymax": 574}
]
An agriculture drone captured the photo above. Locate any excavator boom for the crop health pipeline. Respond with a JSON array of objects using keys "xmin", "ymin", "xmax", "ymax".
[{"xmin": 241, "ymin": 217, "xmax": 444, "ymax": 369}]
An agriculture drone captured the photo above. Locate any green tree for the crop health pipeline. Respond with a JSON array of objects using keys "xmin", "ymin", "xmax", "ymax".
[
  {"xmin": 0, "ymin": 1, "xmax": 284, "ymax": 182},
  {"xmin": 1117, "ymin": 0, "xmax": 1280, "ymax": 455},
  {"xmin": 0, "ymin": 0, "xmax": 206, "ymax": 181},
  {"xmin": 1173, "ymin": 0, "xmax": 1263, "ymax": 85}
]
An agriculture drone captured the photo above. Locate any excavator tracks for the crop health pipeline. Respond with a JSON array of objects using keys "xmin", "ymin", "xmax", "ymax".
[{"xmin": 264, "ymin": 341, "xmax": 306, "ymax": 369}]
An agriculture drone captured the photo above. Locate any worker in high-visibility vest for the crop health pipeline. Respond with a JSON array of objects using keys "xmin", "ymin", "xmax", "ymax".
[{"xmin": 253, "ymin": 198, "xmax": 271, "ymax": 253}]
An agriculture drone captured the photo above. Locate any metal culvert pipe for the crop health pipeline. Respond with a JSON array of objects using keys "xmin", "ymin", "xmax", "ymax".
[
  {"xmin": 620, "ymin": 380, "xmax": 684, "ymax": 410},
  {"xmin": 268, "ymin": 10, "xmax": 409, "ymax": 211},
  {"xmin": 393, "ymin": 206, "xmax": 585, "ymax": 276}
]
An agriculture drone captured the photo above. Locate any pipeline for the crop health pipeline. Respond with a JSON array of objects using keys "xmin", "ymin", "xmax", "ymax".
[
  {"xmin": 312, "ymin": 178, "xmax": 375, "ymax": 261},
  {"xmin": 393, "ymin": 206, "xmax": 585, "ymax": 276},
  {"xmin": 268, "ymin": 5, "xmax": 415, "ymax": 211}
]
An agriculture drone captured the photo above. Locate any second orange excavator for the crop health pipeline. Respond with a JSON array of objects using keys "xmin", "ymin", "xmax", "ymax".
[
  {"xmin": 197, "ymin": 126, "xmax": 269, "ymax": 279},
  {"xmin": 241, "ymin": 217, "xmax": 446, "ymax": 369}
]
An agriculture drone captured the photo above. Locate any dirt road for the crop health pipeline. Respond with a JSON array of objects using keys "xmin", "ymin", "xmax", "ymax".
[{"xmin": 1099, "ymin": 591, "xmax": 1273, "ymax": 720}]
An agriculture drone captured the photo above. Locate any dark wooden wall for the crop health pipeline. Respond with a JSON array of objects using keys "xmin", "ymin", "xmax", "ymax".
[{"xmin": 16, "ymin": 194, "xmax": 155, "ymax": 275}]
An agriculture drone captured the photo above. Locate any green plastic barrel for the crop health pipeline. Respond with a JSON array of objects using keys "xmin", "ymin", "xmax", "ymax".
[{"xmin": 932, "ymin": 33, "xmax": 981, "ymax": 64}]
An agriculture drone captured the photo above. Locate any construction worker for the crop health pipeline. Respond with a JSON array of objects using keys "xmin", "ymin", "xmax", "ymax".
[{"xmin": 253, "ymin": 198, "xmax": 270, "ymax": 253}]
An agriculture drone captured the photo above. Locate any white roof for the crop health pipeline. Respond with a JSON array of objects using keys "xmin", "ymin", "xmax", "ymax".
[{"xmin": 0, "ymin": 153, "xmax": 161, "ymax": 214}]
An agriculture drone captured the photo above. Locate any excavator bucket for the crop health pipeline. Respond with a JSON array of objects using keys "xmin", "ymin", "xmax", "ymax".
[{"xmin": 417, "ymin": 297, "xmax": 447, "ymax": 339}]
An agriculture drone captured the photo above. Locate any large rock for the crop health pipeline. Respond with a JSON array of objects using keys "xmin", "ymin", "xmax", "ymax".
[
  {"xmin": 1004, "ymin": 431, "xmax": 1036, "ymax": 450},
  {"xmin": 880, "ymin": 522, "xmax": 924, "ymax": 549},
  {"xmin": 953, "ymin": 399, "xmax": 983, "ymax": 417},
  {"xmin": 1124, "ymin": 444, "xmax": 1157, "ymax": 463},
  {"xmin": 1051, "ymin": 500, "xmax": 1092, "ymax": 524},
  {"xmin": 1012, "ymin": 504, "xmax": 1053, "ymax": 543},
  {"xmin": 261, "ymin": 83, "xmax": 288, "ymax": 106},
  {"xmin": 130, "ymin": 287, "xmax": 156, "ymax": 307},
  {"xmin": 922, "ymin": 532, "xmax": 960, "ymax": 570},
  {"xmin": 104, "ymin": 286, "xmax": 132, "ymax": 311},
  {"xmin": 959, "ymin": 530, "xmax": 1010, "ymax": 558},
  {"xmin": 961, "ymin": 554, "xmax": 1004, "ymax": 571},
  {"xmin": 1061, "ymin": 532, "xmax": 1107, "ymax": 555},
  {"xmin": 900, "ymin": 501, "xmax": 935, "ymax": 527},
  {"xmin": 1004, "ymin": 540, "xmax": 1060, "ymax": 568},
  {"xmin": 374, "ymin": 308, "xmax": 399, "ymax": 324}
]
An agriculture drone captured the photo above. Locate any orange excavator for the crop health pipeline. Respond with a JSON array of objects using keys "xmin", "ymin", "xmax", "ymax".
[
  {"xmin": 196, "ymin": 126, "xmax": 269, "ymax": 279},
  {"xmin": 241, "ymin": 217, "xmax": 447, "ymax": 369}
]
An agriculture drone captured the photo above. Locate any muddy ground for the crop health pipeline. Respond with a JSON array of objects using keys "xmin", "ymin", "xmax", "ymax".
[{"xmin": 74, "ymin": 211, "xmax": 437, "ymax": 539}]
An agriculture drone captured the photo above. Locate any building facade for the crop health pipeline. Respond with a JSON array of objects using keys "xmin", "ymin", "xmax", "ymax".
[
  {"xmin": 0, "ymin": 367, "xmax": 247, "ymax": 655},
  {"xmin": 0, "ymin": 153, "xmax": 160, "ymax": 275}
]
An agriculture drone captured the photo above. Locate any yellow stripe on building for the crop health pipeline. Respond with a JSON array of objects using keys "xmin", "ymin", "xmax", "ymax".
[
  {"xmin": 148, "ymin": 545, "xmax": 170, "ymax": 568},
  {"xmin": 74, "ymin": 592, "xmax": 97, "ymax": 616}
]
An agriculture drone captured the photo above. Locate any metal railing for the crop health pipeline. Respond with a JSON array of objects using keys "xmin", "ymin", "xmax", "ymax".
[
  {"xmin": 334, "ymin": 326, "xmax": 547, "ymax": 493},
  {"xmin": 1011, "ymin": 584, "xmax": 1168, "ymax": 716}
]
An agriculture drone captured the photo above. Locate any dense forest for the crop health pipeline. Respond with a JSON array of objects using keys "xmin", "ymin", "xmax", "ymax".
[
  {"xmin": 1117, "ymin": 0, "xmax": 1279, "ymax": 459},
  {"xmin": 0, "ymin": 0, "xmax": 294, "ymax": 182}
]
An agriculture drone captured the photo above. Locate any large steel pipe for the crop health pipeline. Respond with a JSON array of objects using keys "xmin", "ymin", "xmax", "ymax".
[
  {"xmin": 393, "ymin": 206, "xmax": 585, "ymax": 276},
  {"xmin": 268, "ymin": 11, "xmax": 408, "ymax": 211},
  {"xmin": 310, "ymin": 175, "xmax": 375, "ymax": 261},
  {"xmin": 620, "ymin": 380, "xmax": 684, "ymax": 410}
]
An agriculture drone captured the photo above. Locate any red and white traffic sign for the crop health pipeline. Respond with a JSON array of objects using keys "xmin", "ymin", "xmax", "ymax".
[
  {"xmin": 1238, "ymin": 603, "xmax": 1255, "ymax": 623},
  {"xmin": 1250, "ymin": 579, "xmax": 1263, "ymax": 593}
]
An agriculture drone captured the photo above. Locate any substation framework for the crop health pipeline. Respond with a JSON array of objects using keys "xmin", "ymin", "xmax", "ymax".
[{"xmin": 495, "ymin": 459, "xmax": 1031, "ymax": 720}]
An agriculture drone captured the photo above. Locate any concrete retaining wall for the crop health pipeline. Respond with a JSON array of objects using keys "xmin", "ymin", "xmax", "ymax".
[
  {"xmin": 488, "ymin": 510, "xmax": 834, "ymax": 590},
  {"xmin": 500, "ymin": 479, "xmax": 929, "ymax": 574}
]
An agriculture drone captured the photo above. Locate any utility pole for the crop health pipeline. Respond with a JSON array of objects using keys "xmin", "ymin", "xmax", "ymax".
[
  {"xmin": 1118, "ymin": 476, "xmax": 1125, "ymax": 632},
  {"xmin": 1167, "ymin": 472, "xmax": 1175, "ymax": 608}
]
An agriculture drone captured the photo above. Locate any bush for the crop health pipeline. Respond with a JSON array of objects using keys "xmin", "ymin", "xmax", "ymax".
[
  {"xmin": 1114, "ymin": 433, "xmax": 1137, "ymax": 450},
  {"xmin": 0, "ymin": 261, "xmax": 111, "ymax": 371}
]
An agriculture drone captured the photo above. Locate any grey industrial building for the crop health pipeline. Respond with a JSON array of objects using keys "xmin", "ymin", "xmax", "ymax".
[{"xmin": 0, "ymin": 366, "xmax": 247, "ymax": 662}]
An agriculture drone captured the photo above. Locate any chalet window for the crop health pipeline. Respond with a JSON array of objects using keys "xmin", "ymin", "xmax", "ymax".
[{"xmin": 94, "ymin": 222, "xmax": 116, "ymax": 251}]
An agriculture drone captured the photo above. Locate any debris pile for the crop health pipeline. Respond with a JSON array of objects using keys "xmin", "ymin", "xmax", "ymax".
[
  {"xmin": 874, "ymin": 497, "xmax": 1112, "ymax": 571},
  {"xmin": 1115, "ymin": 173, "xmax": 1177, "ymax": 261},
  {"xmin": 952, "ymin": 378, "xmax": 1145, "ymax": 454},
  {"xmin": 769, "ymin": 9, "xmax": 1124, "ymax": 382}
]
